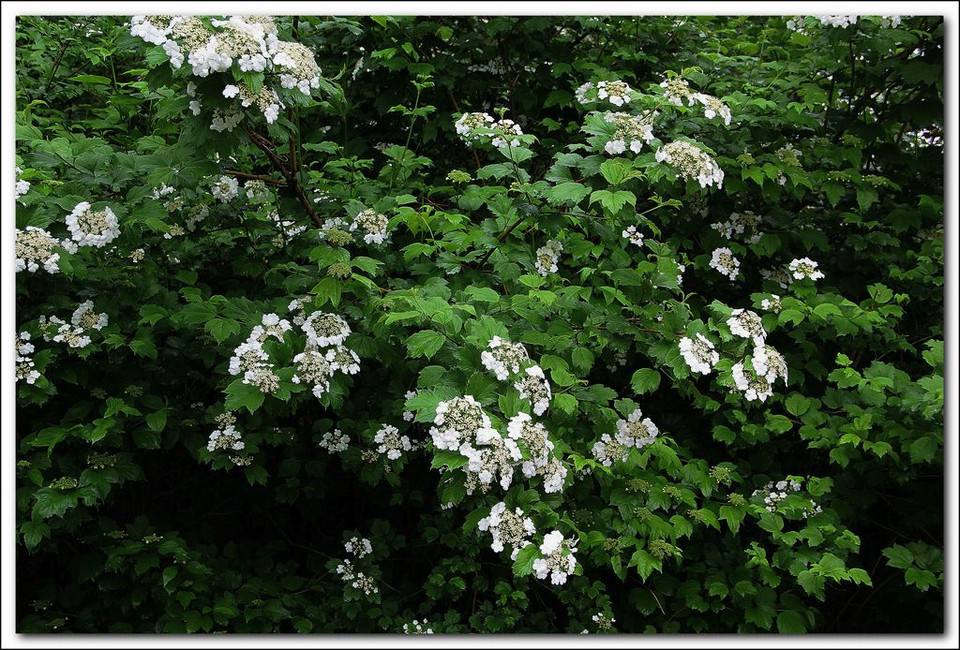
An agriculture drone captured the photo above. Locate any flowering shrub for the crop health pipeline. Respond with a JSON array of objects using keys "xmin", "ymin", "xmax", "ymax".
[{"xmin": 14, "ymin": 14, "xmax": 944, "ymax": 634}]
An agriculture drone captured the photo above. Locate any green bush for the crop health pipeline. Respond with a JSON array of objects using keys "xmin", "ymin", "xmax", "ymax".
[{"xmin": 15, "ymin": 14, "xmax": 944, "ymax": 634}]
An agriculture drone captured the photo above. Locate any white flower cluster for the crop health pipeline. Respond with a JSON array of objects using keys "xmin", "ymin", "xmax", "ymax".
[
  {"xmin": 459, "ymin": 425, "xmax": 522, "ymax": 493},
  {"xmin": 659, "ymin": 77, "xmax": 692, "ymax": 106},
  {"xmin": 349, "ymin": 209, "xmax": 390, "ymax": 245},
  {"xmin": 533, "ymin": 530, "xmax": 578, "ymax": 585},
  {"xmin": 726, "ymin": 308, "xmax": 766, "ymax": 345},
  {"xmin": 732, "ymin": 342, "xmax": 788, "ymax": 402},
  {"xmin": 228, "ymin": 313, "xmax": 291, "ymax": 394},
  {"xmin": 290, "ymin": 311, "xmax": 360, "ymax": 398},
  {"xmin": 761, "ymin": 266, "xmax": 792, "ymax": 289},
  {"xmin": 788, "ymin": 257, "xmax": 825, "ymax": 281},
  {"xmin": 776, "ymin": 144, "xmax": 803, "ymax": 167},
  {"xmin": 130, "ymin": 16, "xmax": 322, "ymax": 127},
  {"xmin": 761, "ymin": 294, "xmax": 782, "ymax": 313},
  {"xmin": 335, "ymin": 559, "xmax": 378, "ymax": 597},
  {"xmin": 709, "ymin": 246, "xmax": 741, "ymax": 280},
  {"xmin": 344, "ymin": 536, "xmax": 373, "ymax": 559},
  {"xmin": 480, "ymin": 336, "xmax": 553, "ymax": 415},
  {"xmin": 655, "ymin": 141, "xmax": 724, "ymax": 189},
  {"xmin": 535, "ymin": 239, "xmax": 563, "ymax": 277},
  {"xmin": 477, "ymin": 501, "xmax": 536, "ymax": 560},
  {"xmin": 711, "ymin": 211, "xmax": 762, "ymax": 243},
  {"xmin": 591, "ymin": 612, "xmax": 616, "ymax": 632},
  {"xmin": 480, "ymin": 336, "xmax": 529, "ymax": 380},
  {"xmin": 692, "ymin": 92, "xmax": 732, "ymax": 125},
  {"xmin": 211, "ymin": 175, "xmax": 239, "ymax": 203},
  {"xmin": 455, "ymin": 111, "xmax": 494, "ymax": 143},
  {"xmin": 335, "ymin": 534, "xmax": 378, "ymax": 597},
  {"xmin": 430, "ymin": 395, "xmax": 496, "ymax": 451},
  {"xmin": 576, "ymin": 80, "xmax": 633, "ymax": 107},
  {"xmin": 453, "ymin": 112, "xmax": 524, "ymax": 148},
  {"xmin": 16, "ymin": 332, "xmax": 40, "ymax": 385},
  {"xmin": 39, "ymin": 302, "xmax": 109, "ymax": 350},
  {"xmin": 373, "ymin": 424, "xmax": 412, "ymax": 461},
  {"xmin": 65, "ymin": 202, "xmax": 120, "ymax": 248},
  {"xmin": 602, "ymin": 111, "xmax": 655, "ymax": 155},
  {"xmin": 402, "ymin": 620, "xmax": 434, "ymax": 635},
  {"xmin": 207, "ymin": 412, "xmax": 245, "ymax": 453},
  {"xmin": 592, "ymin": 408, "xmax": 659, "ymax": 466},
  {"xmin": 879, "ymin": 16, "xmax": 902, "ymax": 29},
  {"xmin": 508, "ymin": 413, "xmax": 567, "ymax": 492},
  {"xmin": 244, "ymin": 179, "xmax": 271, "ymax": 203},
  {"xmin": 319, "ymin": 428, "xmax": 349, "ymax": 453},
  {"xmin": 659, "ymin": 77, "xmax": 731, "ymax": 124},
  {"xmin": 514, "ymin": 366, "xmax": 552, "ymax": 416},
  {"xmin": 679, "ymin": 333, "xmax": 720, "ymax": 375},
  {"xmin": 622, "ymin": 224, "xmax": 644, "ymax": 247},
  {"xmin": 818, "ymin": 16, "xmax": 858, "ymax": 29},
  {"xmin": 752, "ymin": 478, "xmax": 801, "ymax": 512},
  {"xmin": 301, "ymin": 310, "xmax": 351, "ymax": 347},
  {"xmin": 402, "ymin": 389, "xmax": 417, "ymax": 422},
  {"xmin": 15, "ymin": 227, "xmax": 72, "ymax": 274},
  {"xmin": 15, "ymin": 166, "xmax": 30, "ymax": 201}
]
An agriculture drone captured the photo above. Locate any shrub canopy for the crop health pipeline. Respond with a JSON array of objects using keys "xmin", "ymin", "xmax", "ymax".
[{"xmin": 15, "ymin": 14, "xmax": 944, "ymax": 634}]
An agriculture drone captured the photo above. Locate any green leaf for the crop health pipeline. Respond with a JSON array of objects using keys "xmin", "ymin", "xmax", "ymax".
[
  {"xmin": 630, "ymin": 368, "xmax": 661, "ymax": 395},
  {"xmin": 205, "ymin": 318, "xmax": 242, "ymax": 344},
  {"xmin": 406, "ymin": 330, "xmax": 446, "ymax": 359},
  {"xmin": 145, "ymin": 409, "xmax": 168, "ymax": 432},
  {"xmin": 224, "ymin": 379, "xmax": 266, "ymax": 415},
  {"xmin": 544, "ymin": 182, "xmax": 590, "ymax": 206},
  {"xmin": 776, "ymin": 610, "xmax": 808, "ymax": 634}
]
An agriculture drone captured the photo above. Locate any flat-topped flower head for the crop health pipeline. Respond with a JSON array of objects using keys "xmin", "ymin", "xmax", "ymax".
[
  {"xmin": 533, "ymin": 530, "xmax": 578, "ymax": 585},
  {"xmin": 514, "ymin": 365, "xmax": 552, "ymax": 416},
  {"xmin": 319, "ymin": 429, "xmax": 349, "ymax": 453},
  {"xmin": 291, "ymin": 348, "xmax": 334, "ymax": 398},
  {"xmin": 325, "ymin": 345, "xmax": 361, "ymax": 375},
  {"xmin": 616, "ymin": 408, "xmax": 660, "ymax": 449},
  {"xmin": 789, "ymin": 257, "xmax": 824, "ymax": 281},
  {"xmin": 732, "ymin": 360, "xmax": 774, "ymax": 402},
  {"xmin": 16, "ymin": 227, "xmax": 67, "ymax": 274},
  {"xmin": 302, "ymin": 312, "xmax": 351, "ymax": 348},
  {"xmin": 595, "ymin": 80, "xmax": 632, "ymax": 106},
  {"xmin": 709, "ymin": 247, "xmax": 741, "ymax": 280},
  {"xmin": 66, "ymin": 202, "xmax": 120, "ymax": 248},
  {"xmin": 692, "ymin": 92, "xmax": 732, "ymax": 125},
  {"xmin": 656, "ymin": 141, "xmax": 724, "ymax": 188},
  {"xmin": 660, "ymin": 77, "xmax": 693, "ymax": 105},
  {"xmin": 455, "ymin": 111, "xmax": 495, "ymax": 144},
  {"xmin": 679, "ymin": 333, "xmax": 719, "ymax": 375},
  {"xmin": 753, "ymin": 343, "xmax": 788, "ymax": 384},
  {"xmin": 535, "ymin": 240, "xmax": 563, "ymax": 277},
  {"xmin": 349, "ymin": 209, "xmax": 390, "ymax": 245},
  {"xmin": 211, "ymin": 175, "xmax": 239, "ymax": 202},
  {"xmin": 727, "ymin": 308, "xmax": 766, "ymax": 343},
  {"xmin": 507, "ymin": 412, "xmax": 555, "ymax": 471},
  {"xmin": 481, "ymin": 336, "xmax": 529, "ymax": 380},
  {"xmin": 459, "ymin": 429, "xmax": 522, "ymax": 493},
  {"xmin": 16, "ymin": 332, "xmax": 40, "ymax": 385},
  {"xmin": 373, "ymin": 424, "xmax": 412, "ymax": 461},
  {"xmin": 431, "ymin": 395, "xmax": 494, "ymax": 451},
  {"xmin": 477, "ymin": 501, "xmax": 536, "ymax": 559},
  {"xmin": 71, "ymin": 301, "xmax": 108, "ymax": 331},
  {"xmin": 622, "ymin": 225, "xmax": 644, "ymax": 247},
  {"xmin": 602, "ymin": 112, "xmax": 655, "ymax": 155},
  {"xmin": 592, "ymin": 433, "xmax": 630, "ymax": 466}
]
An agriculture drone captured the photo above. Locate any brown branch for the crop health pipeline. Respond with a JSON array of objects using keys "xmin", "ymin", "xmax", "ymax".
[
  {"xmin": 244, "ymin": 127, "xmax": 323, "ymax": 228},
  {"xmin": 224, "ymin": 170, "xmax": 284, "ymax": 186}
]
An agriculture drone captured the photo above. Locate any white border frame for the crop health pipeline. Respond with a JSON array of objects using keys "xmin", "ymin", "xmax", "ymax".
[{"xmin": 2, "ymin": 2, "xmax": 957, "ymax": 648}]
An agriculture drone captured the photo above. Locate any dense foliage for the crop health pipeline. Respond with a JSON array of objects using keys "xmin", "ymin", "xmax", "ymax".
[{"xmin": 15, "ymin": 14, "xmax": 944, "ymax": 634}]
